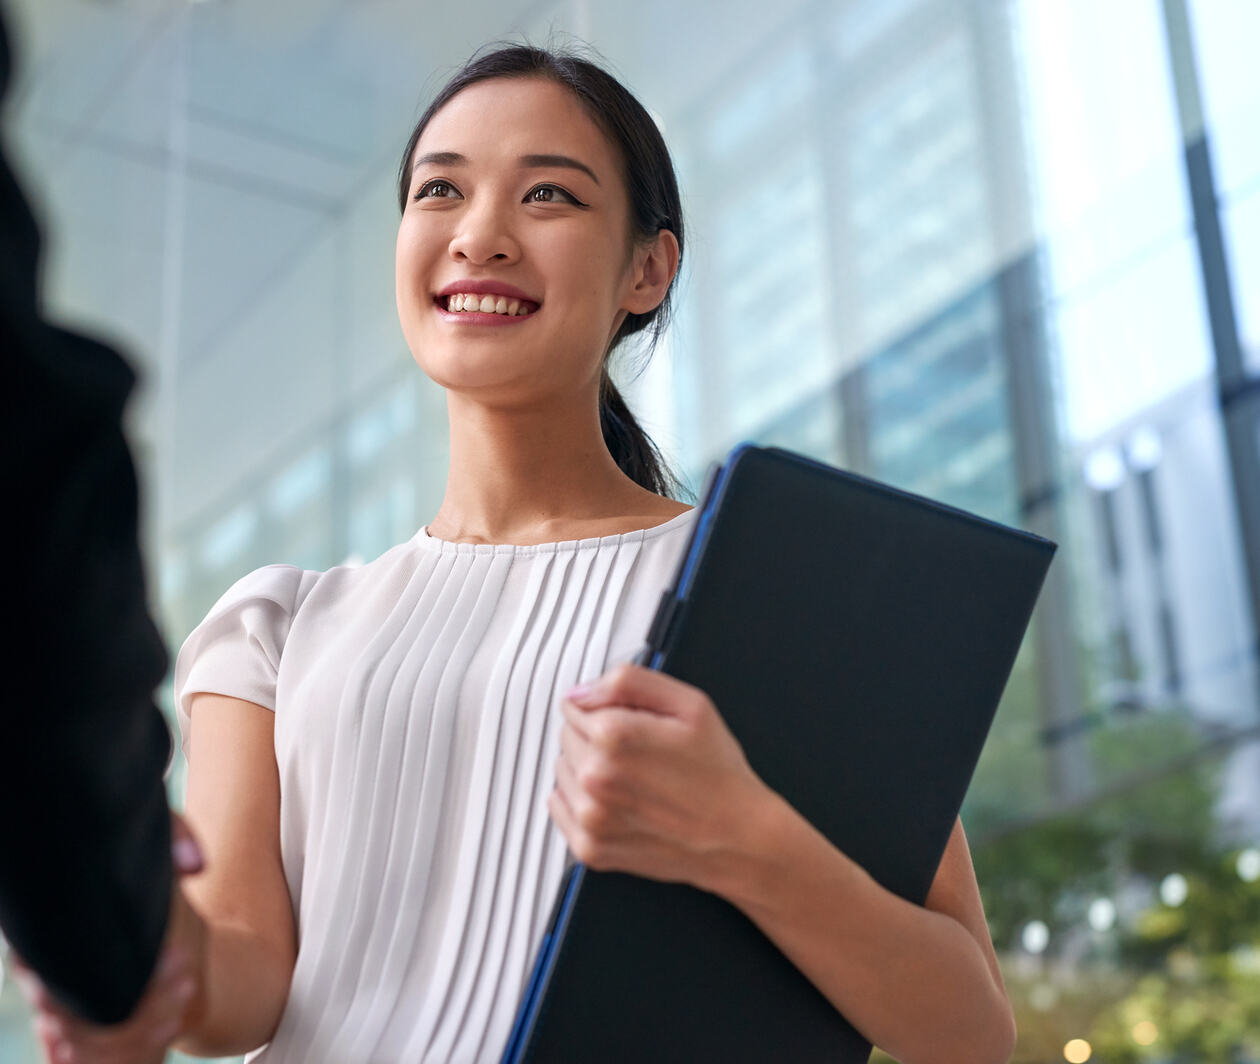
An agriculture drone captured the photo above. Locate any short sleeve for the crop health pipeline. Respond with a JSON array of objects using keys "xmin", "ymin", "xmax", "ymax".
[{"xmin": 173, "ymin": 563, "xmax": 306, "ymax": 759}]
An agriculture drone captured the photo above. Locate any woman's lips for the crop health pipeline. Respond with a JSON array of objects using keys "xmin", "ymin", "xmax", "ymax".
[{"xmin": 436, "ymin": 280, "xmax": 538, "ymax": 304}]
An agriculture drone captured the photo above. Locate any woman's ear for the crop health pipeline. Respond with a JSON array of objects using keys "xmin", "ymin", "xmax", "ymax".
[{"xmin": 623, "ymin": 229, "xmax": 680, "ymax": 316}]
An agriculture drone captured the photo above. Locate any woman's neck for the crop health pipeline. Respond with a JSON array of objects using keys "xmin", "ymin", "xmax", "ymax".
[{"xmin": 426, "ymin": 389, "xmax": 684, "ymax": 546}]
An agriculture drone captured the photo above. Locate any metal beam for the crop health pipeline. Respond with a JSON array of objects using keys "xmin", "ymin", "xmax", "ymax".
[{"xmin": 1160, "ymin": 0, "xmax": 1260, "ymax": 685}]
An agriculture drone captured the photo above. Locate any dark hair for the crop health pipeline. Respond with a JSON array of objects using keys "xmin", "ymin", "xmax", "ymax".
[{"xmin": 396, "ymin": 44, "xmax": 686, "ymax": 499}]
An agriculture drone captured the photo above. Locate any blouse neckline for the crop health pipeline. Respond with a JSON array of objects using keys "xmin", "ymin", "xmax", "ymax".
[{"xmin": 415, "ymin": 507, "xmax": 697, "ymax": 556}]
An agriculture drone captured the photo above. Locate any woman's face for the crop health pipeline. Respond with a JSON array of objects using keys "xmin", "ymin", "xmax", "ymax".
[{"xmin": 396, "ymin": 76, "xmax": 654, "ymax": 405}]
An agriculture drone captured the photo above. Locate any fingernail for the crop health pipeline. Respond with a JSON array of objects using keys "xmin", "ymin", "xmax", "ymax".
[
  {"xmin": 158, "ymin": 950, "xmax": 187, "ymax": 978},
  {"xmin": 173, "ymin": 837, "xmax": 203, "ymax": 871},
  {"xmin": 567, "ymin": 682, "xmax": 595, "ymax": 703}
]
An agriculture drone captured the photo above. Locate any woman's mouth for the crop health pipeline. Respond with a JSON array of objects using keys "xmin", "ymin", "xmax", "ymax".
[{"xmin": 435, "ymin": 292, "xmax": 540, "ymax": 318}]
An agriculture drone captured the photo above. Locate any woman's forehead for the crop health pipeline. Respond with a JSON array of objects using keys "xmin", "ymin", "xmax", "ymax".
[{"xmin": 412, "ymin": 77, "xmax": 615, "ymax": 174}]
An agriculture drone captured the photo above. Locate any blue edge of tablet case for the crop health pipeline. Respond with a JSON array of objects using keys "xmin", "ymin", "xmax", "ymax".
[{"xmin": 500, "ymin": 443, "xmax": 1057, "ymax": 1064}]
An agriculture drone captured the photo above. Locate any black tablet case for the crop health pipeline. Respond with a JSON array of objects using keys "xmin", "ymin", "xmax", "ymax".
[{"xmin": 502, "ymin": 444, "xmax": 1056, "ymax": 1063}]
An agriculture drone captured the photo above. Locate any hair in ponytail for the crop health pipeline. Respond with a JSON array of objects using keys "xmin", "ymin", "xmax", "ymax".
[
  {"xmin": 397, "ymin": 43, "xmax": 687, "ymax": 499},
  {"xmin": 598, "ymin": 367, "xmax": 681, "ymax": 498}
]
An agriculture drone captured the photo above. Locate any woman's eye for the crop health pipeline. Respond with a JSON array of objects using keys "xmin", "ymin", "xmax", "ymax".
[
  {"xmin": 414, "ymin": 180, "xmax": 460, "ymax": 201},
  {"xmin": 525, "ymin": 184, "xmax": 585, "ymax": 206}
]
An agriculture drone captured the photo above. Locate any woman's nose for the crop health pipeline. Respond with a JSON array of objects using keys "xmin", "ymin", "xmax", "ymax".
[{"xmin": 448, "ymin": 200, "xmax": 520, "ymax": 265}]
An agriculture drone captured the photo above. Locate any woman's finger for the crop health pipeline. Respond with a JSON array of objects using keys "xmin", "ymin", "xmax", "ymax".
[
  {"xmin": 552, "ymin": 746, "xmax": 581, "ymax": 810},
  {"xmin": 567, "ymin": 663, "xmax": 704, "ymax": 719},
  {"xmin": 33, "ymin": 1012, "xmax": 66, "ymax": 1064},
  {"xmin": 169, "ymin": 810, "xmax": 204, "ymax": 874},
  {"xmin": 558, "ymin": 692, "xmax": 596, "ymax": 740},
  {"xmin": 557, "ymin": 716, "xmax": 595, "ymax": 769},
  {"xmin": 561, "ymin": 696, "xmax": 663, "ymax": 759},
  {"xmin": 548, "ymin": 778, "xmax": 580, "ymax": 849}
]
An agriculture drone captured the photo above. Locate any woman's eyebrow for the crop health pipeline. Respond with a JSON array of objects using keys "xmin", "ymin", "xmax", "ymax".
[
  {"xmin": 412, "ymin": 150, "xmax": 599, "ymax": 185},
  {"xmin": 412, "ymin": 151, "xmax": 465, "ymax": 171},
  {"xmin": 518, "ymin": 154, "xmax": 600, "ymax": 185}
]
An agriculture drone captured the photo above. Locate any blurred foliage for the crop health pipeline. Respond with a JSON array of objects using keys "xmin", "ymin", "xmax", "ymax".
[
  {"xmin": 975, "ymin": 709, "xmax": 1219, "ymax": 951},
  {"xmin": 967, "ymin": 637, "xmax": 1052, "ymax": 829},
  {"xmin": 1089, "ymin": 844, "xmax": 1260, "ymax": 1063},
  {"xmin": 969, "ymin": 700, "xmax": 1260, "ymax": 1062}
]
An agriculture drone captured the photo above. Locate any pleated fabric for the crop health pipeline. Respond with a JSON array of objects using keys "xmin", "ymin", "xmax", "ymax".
[{"xmin": 173, "ymin": 508, "xmax": 696, "ymax": 1063}]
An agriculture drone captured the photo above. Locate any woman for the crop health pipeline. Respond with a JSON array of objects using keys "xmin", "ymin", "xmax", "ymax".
[{"xmin": 29, "ymin": 45, "xmax": 1016, "ymax": 1064}]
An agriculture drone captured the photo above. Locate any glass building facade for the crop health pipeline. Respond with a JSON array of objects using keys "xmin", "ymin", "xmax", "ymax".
[{"xmin": 2, "ymin": 0, "xmax": 1258, "ymax": 1060}]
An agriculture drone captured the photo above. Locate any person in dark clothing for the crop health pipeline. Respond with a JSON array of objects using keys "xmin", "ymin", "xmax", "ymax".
[{"xmin": 0, "ymin": 3, "xmax": 207, "ymax": 1054}]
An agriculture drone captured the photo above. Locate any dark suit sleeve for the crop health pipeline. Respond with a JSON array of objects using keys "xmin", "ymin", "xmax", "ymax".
[{"xmin": 0, "ymin": 5, "xmax": 174, "ymax": 1025}]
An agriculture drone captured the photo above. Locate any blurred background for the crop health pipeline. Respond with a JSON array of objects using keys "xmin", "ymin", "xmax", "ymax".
[{"xmin": 2, "ymin": 0, "xmax": 1258, "ymax": 1060}]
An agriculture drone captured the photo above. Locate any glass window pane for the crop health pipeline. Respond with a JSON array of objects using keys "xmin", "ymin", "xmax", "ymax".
[
  {"xmin": 1012, "ymin": 0, "xmax": 1191, "ymax": 298},
  {"xmin": 1188, "ymin": 0, "xmax": 1260, "ymax": 198},
  {"xmin": 1051, "ymin": 236, "xmax": 1213, "ymax": 442}
]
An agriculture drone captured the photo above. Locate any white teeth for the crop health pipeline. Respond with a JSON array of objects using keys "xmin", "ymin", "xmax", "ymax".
[{"xmin": 445, "ymin": 292, "xmax": 534, "ymax": 315}]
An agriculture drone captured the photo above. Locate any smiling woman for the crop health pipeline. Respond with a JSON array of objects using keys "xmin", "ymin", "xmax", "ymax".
[
  {"xmin": 24, "ymin": 43, "xmax": 1014, "ymax": 1064},
  {"xmin": 393, "ymin": 52, "xmax": 685, "ymax": 511}
]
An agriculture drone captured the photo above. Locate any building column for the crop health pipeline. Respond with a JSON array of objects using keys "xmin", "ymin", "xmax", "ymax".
[{"xmin": 1161, "ymin": 0, "xmax": 1260, "ymax": 686}]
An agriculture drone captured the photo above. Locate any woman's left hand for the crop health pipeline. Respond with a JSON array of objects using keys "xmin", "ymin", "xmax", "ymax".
[{"xmin": 549, "ymin": 663, "xmax": 773, "ymax": 893}]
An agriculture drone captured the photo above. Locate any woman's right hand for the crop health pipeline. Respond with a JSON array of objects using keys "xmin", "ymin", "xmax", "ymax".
[{"xmin": 15, "ymin": 812, "xmax": 209, "ymax": 1064}]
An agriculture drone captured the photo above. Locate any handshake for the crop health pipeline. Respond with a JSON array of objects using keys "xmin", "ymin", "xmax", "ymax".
[{"xmin": 12, "ymin": 814, "xmax": 208, "ymax": 1064}]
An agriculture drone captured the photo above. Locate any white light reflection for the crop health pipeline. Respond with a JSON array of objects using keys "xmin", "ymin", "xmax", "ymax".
[
  {"xmin": 1022, "ymin": 920, "xmax": 1050, "ymax": 954},
  {"xmin": 1160, "ymin": 872, "xmax": 1189, "ymax": 906}
]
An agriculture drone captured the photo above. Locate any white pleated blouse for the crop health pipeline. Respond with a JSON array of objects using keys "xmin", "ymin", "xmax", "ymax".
[{"xmin": 174, "ymin": 508, "xmax": 697, "ymax": 1063}]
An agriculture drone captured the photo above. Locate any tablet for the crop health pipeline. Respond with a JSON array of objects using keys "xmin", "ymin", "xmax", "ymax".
[{"xmin": 501, "ymin": 444, "xmax": 1055, "ymax": 1063}]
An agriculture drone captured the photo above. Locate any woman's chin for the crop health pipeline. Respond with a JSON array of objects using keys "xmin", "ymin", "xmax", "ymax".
[
  {"xmin": 412, "ymin": 358, "xmax": 550, "ymax": 404},
  {"xmin": 410, "ymin": 342, "xmax": 590, "ymax": 404}
]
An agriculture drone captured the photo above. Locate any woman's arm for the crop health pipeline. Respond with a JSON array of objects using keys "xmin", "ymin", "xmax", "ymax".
[
  {"xmin": 173, "ymin": 692, "xmax": 297, "ymax": 1057},
  {"xmin": 550, "ymin": 664, "xmax": 1016, "ymax": 1064},
  {"xmin": 717, "ymin": 800, "xmax": 1015, "ymax": 1064}
]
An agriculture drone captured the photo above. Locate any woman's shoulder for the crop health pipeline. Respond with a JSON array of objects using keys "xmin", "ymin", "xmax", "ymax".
[
  {"xmin": 642, "ymin": 499, "xmax": 695, "ymax": 525},
  {"xmin": 567, "ymin": 499, "xmax": 695, "ymax": 542},
  {"xmin": 213, "ymin": 536, "xmax": 421, "ymax": 615},
  {"xmin": 634, "ymin": 502, "xmax": 695, "ymax": 542},
  {"xmin": 203, "ymin": 562, "xmax": 311, "ymax": 620}
]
